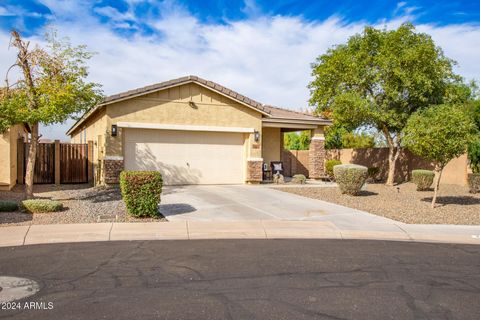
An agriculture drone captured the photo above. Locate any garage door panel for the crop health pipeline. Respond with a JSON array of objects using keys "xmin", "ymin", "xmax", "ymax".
[{"xmin": 124, "ymin": 129, "xmax": 244, "ymax": 185}]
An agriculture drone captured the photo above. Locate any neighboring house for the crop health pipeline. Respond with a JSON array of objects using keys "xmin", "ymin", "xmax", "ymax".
[
  {"xmin": 67, "ymin": 76, "xmax": 331, "ymax": 185},
  {"xmin": 0, "ymin": 124, "xmax": 29, "ymax": 190}
]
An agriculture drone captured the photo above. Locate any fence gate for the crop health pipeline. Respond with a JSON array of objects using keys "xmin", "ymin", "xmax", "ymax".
[
  {"xmin": 24, "ymin": 143, "xmax": 55, "ymax": 184},
  {"xmin": 60, "ymin": 144, "xmax": 88, "ymax": 183},
  {"xmin": 21, "ymin": 142, "xmax": 90, "ymax": 184}
]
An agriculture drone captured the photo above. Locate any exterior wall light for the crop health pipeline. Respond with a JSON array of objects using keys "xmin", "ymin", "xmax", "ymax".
[
  {"xmin": 254, "ymin": 130, "xmax": 260, "ymax": 142},
  {"xmin": 111, "ymin": 124, "xmax": 118, "ymax": 137}
]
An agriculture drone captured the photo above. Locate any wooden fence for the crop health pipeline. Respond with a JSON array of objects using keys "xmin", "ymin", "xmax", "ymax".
[
  {"xmin": 60, "ymin": 144, "xmax": 89, "ymax": 183},
  {"xmin": 18, "ymin": 140, "xmax": 93, "ymax": 185}
]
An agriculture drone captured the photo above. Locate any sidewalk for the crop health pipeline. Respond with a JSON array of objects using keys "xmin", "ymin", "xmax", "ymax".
[{"xmin": 1, "ymin": 220, "xmax": 479, "ymax": 247}]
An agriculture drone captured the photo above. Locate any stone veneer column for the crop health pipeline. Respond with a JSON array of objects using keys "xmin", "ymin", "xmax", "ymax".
[
  {"xmin": 103, "ymin": 156, "xmax": 124, "ymax": 184},
  {"xmin": 309, "ymin": 137, "xmax": 326, "ymax": 179},
  {"xmin": 246, "ymin": 158, "xmax": 263, "ymax": 183}
]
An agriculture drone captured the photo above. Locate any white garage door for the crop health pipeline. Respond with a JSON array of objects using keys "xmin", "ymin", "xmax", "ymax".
[{"xmin": 124, "ymin": 129, "xmax": 245, "ymax": 185}]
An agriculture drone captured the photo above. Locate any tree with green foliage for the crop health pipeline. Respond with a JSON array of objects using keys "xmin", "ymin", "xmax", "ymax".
[
  {"xmin": 284, "ymin": 131, "xmax": 311, "ymax": 150},
  {"xmin": 341, "ymin": 131, "xmax": 375, "ymax": 149},
  {"xmin": 403, "ymin": 104, "xmax": 477, "ymax": 208},
  {"xmin": 324, "ymin": 125, "xmax": 375, "ymax": 149},
  {"xmin": 324, "ymin": 125, "xmax": 345, "ymax": 149},
  {"xmin": 0, "ymin": 31, "xmax": 102, "ymax": 198},
  {"xmin": 309, "ymin": 23, "xmax": 462, "ymax": 186}
]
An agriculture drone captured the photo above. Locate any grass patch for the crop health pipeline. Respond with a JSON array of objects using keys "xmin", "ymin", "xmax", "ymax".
[{"xmin": 21, "ymin": 199, "xmax": 63, "ymax": 214}]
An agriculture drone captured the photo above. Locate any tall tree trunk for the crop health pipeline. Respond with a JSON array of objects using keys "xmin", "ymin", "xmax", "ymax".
[
  {"xmin": 11, "ymin": 31, "xmax": 39, "ymax": 199},
  {"xmin": 381, "ymin": 126, "xmax": 399, "ymax": 186},
  {"xmin": 386, "ymin": 145, "xmax": 400, "ymax": 186},
  {"xmin": 431, "ymin": 166, "xmax": 444, "ymax": 208},
  {"xmin": 24, "ymin": 123, "xmax": 38, "ymax": 199}
]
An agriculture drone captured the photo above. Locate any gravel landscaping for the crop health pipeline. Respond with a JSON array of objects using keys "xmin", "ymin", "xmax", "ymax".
[
  {"xmin": 0, "ymin": 184, "xmax": 166, "ymax": 226},
  {"xmin": 275, "ymin": 182, "xmax": 480, "ymax": 225}
]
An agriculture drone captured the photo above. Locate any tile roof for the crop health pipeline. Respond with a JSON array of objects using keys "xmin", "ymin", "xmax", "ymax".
[
  {"xmin": 102, "ymin": 75, "xmax": 269, "ymax": 114},
  {"xmin": 67, "ymin": 75, "xmax": 330, "ymax": 135},
  {"xmin": 262, "ymin": 104, "xmax": 322, "ymax": 121}
]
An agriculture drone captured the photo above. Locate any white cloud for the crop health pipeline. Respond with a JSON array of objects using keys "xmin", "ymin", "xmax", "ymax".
[
  {"xmin": 417, "ymin": 24, "xmax": 480, "ymax": 81},
  {"xmin": 1, "ymin": 2, "xmax": 479, "ymax": 140},
  {"xmin": 0, "ymin": 6, "xmax": 14, "ymax": 16}
]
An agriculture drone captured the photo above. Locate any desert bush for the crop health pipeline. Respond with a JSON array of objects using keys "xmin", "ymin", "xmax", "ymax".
[
  {"xmin": 325, "ymin": 159, "xmax": 342, "ymax": 178},
  {"xmin": 0, "ymin": 201, "xmax": 19, "ymax": 212},
  {"xmin": 273, "ymin": 173, "xmax": 285, "ymax": 184},
  {"xmin": 411, "ymin": 170, "xmax": 435, "ymax": 191},
  {"xmin": 292, "ymin": 174, "xmax": 306, "ymax": 184},
  {"xmin": 21, "ymin": 199, "xmax": 63, "ymax": 213},
  {"xmin": 468, "ymin": 174, "xmax": 480, "ymax": 194},
  {"xmin": 467, "ymin": 140, "xmax": 480, "ymax": 193},
  {"xmin": 333, "ymin": 164, "xmax": 368, "ymax": 195},
  {"xmin": 367, "ymin": 167, "xmax": 380, "ymax": 181},
  {"xmin": 468, "ymin": 140, "xmax": 480, "ymax": 174},
  {"xmin": 120, "ymin": 171, "xmax": 163, "ymax": 217}
]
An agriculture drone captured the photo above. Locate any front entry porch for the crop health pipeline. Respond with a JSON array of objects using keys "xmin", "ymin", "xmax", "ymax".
[{"xmin": 261, "ymin": 120, "xmax": 327, "ymax": 182}]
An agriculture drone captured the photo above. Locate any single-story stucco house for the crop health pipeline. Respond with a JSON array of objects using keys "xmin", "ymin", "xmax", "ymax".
[
  {"xmin": 67, "ymin": 76, "xmax": 331, "ymax": 185},
  {"xmin": 0, "ymin": 124, "xmax": 29, "ymax": 190}
]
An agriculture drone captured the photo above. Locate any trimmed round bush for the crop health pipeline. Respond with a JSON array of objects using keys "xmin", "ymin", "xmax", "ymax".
[
  {"xmin": 292, "ymin": 174, "xmax": 306, "ymax": 184},
  {"xmin": 0, "ymin": 201, "xmax": 19, "ymax": 212},
  {"xmin": 468, "ymin": 173, "xmax": 480, "ymax": 194},
  {"xmin": 21, "ymin": 199, "xmax": 63, "ymax": 213},
  {"xmin": 333, "ymin": 164, "xmax": 368, "ymax": 196},
  {"xmin": 411, "ymin": 169, "xmax": 435, "ymax": 191},
  {"xmin": 120, "ymin": 171, "xmax": 163, "ymax": 218},
  {"xmin": 325, "ymin": 159, "xmax": 342, "ymax": 178}
]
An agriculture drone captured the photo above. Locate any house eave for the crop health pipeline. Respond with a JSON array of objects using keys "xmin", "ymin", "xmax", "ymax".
[
  {"xmin": 117, "ymin": 122, "xmax": 255, "ymax": 133},
  {"xmin": 262, "ymin": 117, "xmax": 332, "ymax": 127}
]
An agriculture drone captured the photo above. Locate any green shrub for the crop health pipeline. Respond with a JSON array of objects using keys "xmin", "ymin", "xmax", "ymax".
[
  {"xmin": 325, "ymin": 159, "xmax": 342, "ymax": 178},
  {"xmin": 468, "ymin": 140, "xmax": 480, "ymax": 174},
  {"xmin": 467, "ymin": 140, "xmax": 480, "ymax": 193},
  {"xmin": 467, "ymin": 173, "xmax": 480, "ymax": 194},
  {"xmin": 120, "ymin": 171, "xmax": 163, "ymax": 218},
  {"xmin": 367, "ymin": 167, "xmax": 380, "ymax": 181},
  {"xmin": 0, "ymin": 201, "xmax": 19, "ymax": 212},
  {"xmin": 21, "ymin": 199, "xmax": 63, "ymax": 213},
  {"xmin": 333, "ymin": 164, "xmax": 368, "ymax": 195},
  {"xmin": 292, "ymin": 174, "xmax": 306, "ymax": 184},
  {"xmin": 411, "ymin": 170, "xmax": 435, "ymax": 191}
]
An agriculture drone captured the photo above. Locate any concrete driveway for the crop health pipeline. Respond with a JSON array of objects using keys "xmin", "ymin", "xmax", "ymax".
[{"xmin": 160, "ymin": 185, "xmax": 398, "ymax": 229}]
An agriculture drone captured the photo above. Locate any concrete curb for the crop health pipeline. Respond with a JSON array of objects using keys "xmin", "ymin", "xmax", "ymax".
[{"xmin": 1, "ymin": 221, "xmax": 479, "ymax": 247}]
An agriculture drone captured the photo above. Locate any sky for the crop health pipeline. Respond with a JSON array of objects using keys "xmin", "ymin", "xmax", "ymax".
[{"xmin": 1, "ymin": 0, "xmax": 479, "ymax": 141}]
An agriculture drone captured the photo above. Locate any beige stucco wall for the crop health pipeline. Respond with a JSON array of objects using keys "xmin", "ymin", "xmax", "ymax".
[
  {"xmin": 71, "ymin": 108, "xmax": 107, "ymax": 163},
  {"xmin": 0, "ymin": 124, "xmax": 27, "ymax": 190},
  {"xmin": 262, "ymin": 127, "xmax": 281, "ymax": 165},
  {"xmin": 326, "ymin": 148, "xmax": 469, "ymax": 186},
  {"xmin": 104, "ymin": 82, "xmax": 263, "ymax": 160}
]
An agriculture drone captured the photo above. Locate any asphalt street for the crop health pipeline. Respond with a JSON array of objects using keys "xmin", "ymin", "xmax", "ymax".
[{"xmin": 0, "ymin": 239, "xmax": 479, "ymax": 320}]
